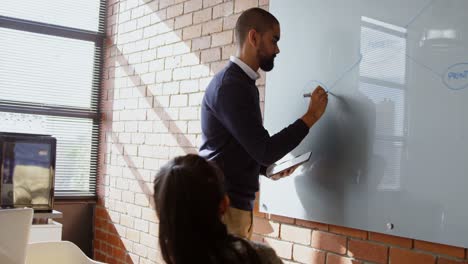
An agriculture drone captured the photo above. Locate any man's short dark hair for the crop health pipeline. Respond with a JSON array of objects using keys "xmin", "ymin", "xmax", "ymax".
[{"xmin": 235, "ymin": 8, "xmax": 279, "ymax": 46}]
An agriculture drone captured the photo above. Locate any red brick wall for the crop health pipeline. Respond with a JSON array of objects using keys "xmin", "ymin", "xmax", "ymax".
[
  {"xmin": 252, "ymin": 211, "xmax": 468, "ymax": 264},
  {"xmin": 95, "ymin": 0, "xmax": 468, "ymax": 263}
]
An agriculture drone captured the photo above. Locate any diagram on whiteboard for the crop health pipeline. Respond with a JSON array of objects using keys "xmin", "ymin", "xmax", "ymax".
[{"xmin": 303, "ymin": 0, "xmax": 468, "ymax": 94}]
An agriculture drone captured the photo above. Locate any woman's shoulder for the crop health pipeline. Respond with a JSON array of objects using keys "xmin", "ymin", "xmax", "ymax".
[
  {"xmin": 229, "ymin": 236, "xmax": 283, "ymax": 264},
  {"xmin": 249, "ymin": 240, "xmax": 283, "ymax": 264}
]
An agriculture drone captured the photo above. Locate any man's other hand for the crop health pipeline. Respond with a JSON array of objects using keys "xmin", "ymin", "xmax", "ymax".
[{"xmin": 269, "ymin": 164, "xmax": 300, "ymax": 181}]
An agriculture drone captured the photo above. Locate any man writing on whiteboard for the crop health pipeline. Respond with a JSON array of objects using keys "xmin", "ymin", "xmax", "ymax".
[{"xmin": 199, "ymin": 8, "xmax": 328, "ymax": 239}]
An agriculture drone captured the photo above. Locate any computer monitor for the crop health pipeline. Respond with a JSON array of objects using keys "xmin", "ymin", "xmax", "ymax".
[{"xmin": 0, "ymin": 133, "xmax": 56, "ymax": 211}]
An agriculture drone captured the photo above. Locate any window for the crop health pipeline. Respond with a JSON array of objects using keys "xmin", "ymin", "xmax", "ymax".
[{"xmin": 0, "ymin": 1, "xmax": 106, "ymax": 197}]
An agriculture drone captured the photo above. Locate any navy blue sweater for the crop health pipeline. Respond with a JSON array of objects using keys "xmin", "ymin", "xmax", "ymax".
[{"xmin": 199, "ymin": 62, "xmax": 309, "ymax": 211}]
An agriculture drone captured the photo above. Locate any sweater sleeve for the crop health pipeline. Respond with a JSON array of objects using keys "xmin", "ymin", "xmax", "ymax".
[{"xmin": 213, "ymin": 79, "xmax": 309, "ymax": 166}]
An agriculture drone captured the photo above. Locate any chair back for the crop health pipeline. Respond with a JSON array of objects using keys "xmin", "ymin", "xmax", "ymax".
[
  {"xmin": 0, "ymin": 208, "xmax": 33, "ymax": 264},
  {"xmin": 26, "ymin": 241, "xmax": 106, "ymax": 264}
]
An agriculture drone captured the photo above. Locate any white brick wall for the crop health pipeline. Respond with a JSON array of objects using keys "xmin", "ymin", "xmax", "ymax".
[
  {"xmin": 213, "ymin": 2, "xmax": 234, "ymax": 18},
  {"xmin": 211, "ymin": 30, "xmax": 233, "ymax": 47},
  {"xmin": 182, "ymin": 24, "xmax": 202, "ymax": 39},
  {"xmin": 201, "ymin": 47, "xmax": 221, "ymax": 63},
  {"xmin": 202, "ymin": 19, "xmax": 223, "ymax": 35},
  {"xmin": 184, "ymin": 0, "xmax": 203, "ymax": 13},
  {"xmin": 97, "ymin": 1, "xmax": 269, "ymax": 263},
  {"xmin": 167, "ymin": 4, "xmax": 183, "ymax": 18},
  {"xmin": 193, "ymin": 8, "xmax": 212, "ymax": 24}
]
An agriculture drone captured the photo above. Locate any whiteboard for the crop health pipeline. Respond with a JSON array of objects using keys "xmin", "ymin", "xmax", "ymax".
[{"xmin": 261, "ymin": 0, "xmax": 468, "ymax": 247}]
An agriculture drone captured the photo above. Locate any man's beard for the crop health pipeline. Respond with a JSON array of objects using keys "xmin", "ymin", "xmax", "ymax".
[
  {"xmin": 259, "ymin": 54, "xmax": 275, "ymax": 71},
  {"xmin": 257, "ymin": 46, "xmax": 275, "ymax": 71}
]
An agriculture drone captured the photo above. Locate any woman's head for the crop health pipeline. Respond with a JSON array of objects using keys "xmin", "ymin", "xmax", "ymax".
[{"xmin": 153, "ymin": 154, "xmax": 229, "ymax": 263}]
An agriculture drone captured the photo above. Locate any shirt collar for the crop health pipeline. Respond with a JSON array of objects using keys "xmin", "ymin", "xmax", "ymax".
[{"xmin": 230, "ymin": 56, "xmax": 260, "ymax": 80}]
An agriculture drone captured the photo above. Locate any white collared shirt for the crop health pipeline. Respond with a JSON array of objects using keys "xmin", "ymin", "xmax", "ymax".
[{"xmin": 230, "ymin": 56, "xmax": 260, "ymax": 80}]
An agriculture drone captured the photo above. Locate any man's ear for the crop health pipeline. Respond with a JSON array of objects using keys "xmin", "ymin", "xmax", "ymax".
[
  {"xmin": 219, "ymin": 194, "xmax": 230, "ymax": 216},
  {"xmin": 247, "ymin": 29, "xmax": 259, "ymax": 48}
]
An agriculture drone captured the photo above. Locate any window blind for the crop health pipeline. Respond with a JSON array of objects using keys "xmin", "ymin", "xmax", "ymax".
[{"xmin": 0, "ymin": 1, "xmax": 106, "ymax": 197}]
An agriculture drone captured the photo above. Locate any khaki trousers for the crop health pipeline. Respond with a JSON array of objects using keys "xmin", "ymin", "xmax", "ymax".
[{"xmin": 222, "ymin": 206, "xmax": 253, "ymax": 240}]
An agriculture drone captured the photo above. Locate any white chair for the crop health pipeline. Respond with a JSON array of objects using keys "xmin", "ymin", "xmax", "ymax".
[
  {"xmin": 0, "ymin": 208, "xmax": 34, "ymax": 264},
  {"xmin": 26, "ymin": 241, "xmax": 106, "ymax": 264}
]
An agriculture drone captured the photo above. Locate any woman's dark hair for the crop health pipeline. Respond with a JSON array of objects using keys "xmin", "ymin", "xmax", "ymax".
[{"xmin": 153, "ymin": 154, "xmax": 261, "ymax": 264}]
